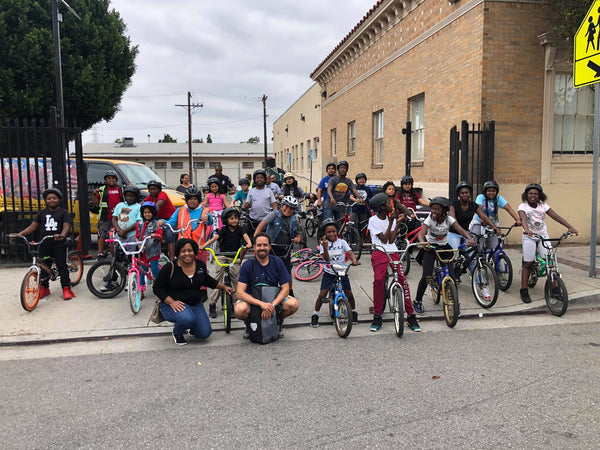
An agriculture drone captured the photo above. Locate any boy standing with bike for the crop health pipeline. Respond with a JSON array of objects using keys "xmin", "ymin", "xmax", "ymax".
[
  {"xmin": 91, "ymin": 170, "xmax": 123, "ymax": 259},
  {"xmin": 10, "ymin": 188, "xmax": 75, "ymax": 300}
]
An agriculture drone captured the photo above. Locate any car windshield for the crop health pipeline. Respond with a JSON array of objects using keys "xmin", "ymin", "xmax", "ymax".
[{"xmin": 118, "ymin": 164, "xmax": 167, "ymax": 189}]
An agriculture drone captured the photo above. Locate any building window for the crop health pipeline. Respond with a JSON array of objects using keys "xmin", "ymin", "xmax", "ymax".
[
  {"xmin": 242, "ymin": 161, "xmax": 254, "ymax": 169},
  {"xmin": 209, "ymin": 161, "xmax": 221, "ymax": 169},
  {"xmin": 331, "ymin": 129, "xmax": 337, "ymax": 157},
  {"xmin": 410, "ymin": 94, "xmax": 425, "ymax": 161},
  {"xmin": 193, "ymin": 161, "xmax": 205, "ymax": 169},
  {"xmin": 373, "ymin": 110, "xmax": 384, "ymax": 165},
  {"xmin": 155, "ymin": 161, "xmax": 167, "ymax": 169},
  {"xmin": 348, "ymin": 121, "xmax": 356, "ymax": 155},
  {"xmin": 313, "ymin": 137, "xmax": 319, "ymax": 161},
  {"xmin": 554, "ymin": 74, "xmax": 594, "ymax": 154},
  {"xmin": 171, "ymin": 161, "xmax": 183, "ymax": 169},
  {"xmin": 300, "ymin": 142, "xmax": 304, "ymax": 170}
]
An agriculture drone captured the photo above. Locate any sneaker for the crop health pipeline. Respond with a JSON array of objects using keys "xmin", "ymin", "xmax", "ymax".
[
  {"xmin": 352, "ymin": 311, "xmax": 358, "ymax": 324},
  {"xmin": 39, "ymin": 286, "xmax": 51, "ymax": 299},
  {"xmin": 96, "ymin": 252, "xmax": 108, "ymax": 260},
  {"xmin": 243, "ymin": 323, "xmax": 250, "ymax": 339},
  {"xmin": 413, "ymin": 300, "xmax": 425, "ymax": 315},
  {"xmin": 311, "ymin": 314, "xmax": 319, "ymax": 328},
  {"xmin": 101, "ymin": 282, "xmax": 116, "ymax": 292},
  {"xmin": 520, "ymin": 288, "xmax": 532, "ymax": 304},
  {"xmin": 481, "ymin": 287, "xmax": 492, "ymax": 301},
  {"xmin": 209, "ymin": 303, "xmax": 217, "ymax": 318},
  {"xmin": 62, "ymin": 287, "xmax": 76, "ymax": 300},
  {"xmin": 407, "ymin": 314, "xmax": 422, "ymax": 332},
  {"xmin": 278, "ymin": 320, "xmax": 285, "ymax": 338},
  {"xmin": 172, "ymin": 330, "xmax": 187, "ymax": 346},
  {"xmin": 370, "ymin": 315, "xmax": 382, "ymax": 332}
]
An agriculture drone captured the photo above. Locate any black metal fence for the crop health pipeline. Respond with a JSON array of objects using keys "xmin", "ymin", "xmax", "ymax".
[
  {"xmin": 0, "ymin": 108, "xmax": 90, "ymax": 261},
  {"xmin": 449, "ymin": 121, "xmax": 495, "ymax": 198}
]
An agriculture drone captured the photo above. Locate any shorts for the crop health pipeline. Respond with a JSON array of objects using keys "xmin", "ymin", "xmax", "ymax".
[
  {"xmin": 97, "ymin": 220, "xmax": 113, "ymax": 239},
  {"xmin": 162, "ymin": 224, "xmax": 176, "ymax": 244},
  {"xmin": 320, "ymin": 271, "xmax": 351, "ymax": 291},
  {"xmin": 522, "ymin": 235, "xmax": 549, "ymax": 262}
]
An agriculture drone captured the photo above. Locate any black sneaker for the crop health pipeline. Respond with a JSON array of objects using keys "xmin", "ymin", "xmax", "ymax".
[
  {"xmin": 413, "ymin": 300, "xmax": 425, "ymax": 315},
  {"xmin": 370, "ymin": 315, "xmax": 382, "ymax": 332},
  {"xmin": 311, "ymin": 314, "xmax": 319, "ymax": 327},
  {"xmin": 407, "ymin": 314, "xmax": 422, "ymax": 332},
  {"xmin": 278, "ymin": 323, "xmax": 284, "ymax": 338},
  {"xmin": 243, "ymin": 323, "xmax": 250, "ymax": 339},
  {"xmin": 352, "ymin": 311, "xmax": 358, "ymax": 324},
  {"xmin": 172, "ymin": 330, "xmax": 187, "ymax": 346},
  {"xmin": 209, "ymin": 303, "xmax": 217, "ymax": 318},
  {"xmin": 520, "ymin": 288, "xmax": 532, "ymax": 304}
]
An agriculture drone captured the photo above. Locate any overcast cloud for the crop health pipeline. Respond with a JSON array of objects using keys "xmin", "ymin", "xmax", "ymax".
[{"xmin": 82, "ymin": 0, "xmax": 372, "ymax": 145}]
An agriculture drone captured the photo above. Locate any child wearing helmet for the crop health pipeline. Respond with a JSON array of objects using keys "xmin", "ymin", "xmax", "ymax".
[
  {"xmin": 350, "ymin": 173, "xmax": 373, "ymax": 230},
  {"xmin": 144, "ymin": 180, "xmax": 177, "ymax": 260},
  {"xmin": 234, "ymin": 178, "xmax": 251, "ymax": 206},
  {"xmin": 10, "ymin": 188, "xmax": 76, "ymax": 300},
  {"xmin": 136, "ymin": 202, "xmax": 164, "ymax": 295},
  {"xmin": 92, "ymin": 170, "xmax": 123, "ymax": 258},
  {"xmin": 112, "ymin": 185, "xmax": 141, "ymax": 242},
  {"xmin": 281, "ymin": 172, "xmax": 305, "ymax": 202},
  {"xmin": 201, "ymin": 207, "xmax": 252, "ymax": 318},
  {"xmin": 202, "ymin": 177, "xmax": 231, "ymax": 228},
  {"xmin": 517, "ymin": 184, "xmax": 578, "ymax": 304},
  {"xmin": 397, "ymin": 175, "xmax": 430, "ymax": 210}
]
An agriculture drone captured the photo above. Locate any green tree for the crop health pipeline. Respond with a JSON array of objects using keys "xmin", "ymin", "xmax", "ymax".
[
  {"xmin": 192, "ymin": 138, "xmax": 202, "ymax": 143},
  {"xmin": 247, "ymin": 136, "xmax": 260, "ymax": 143},
  {"xmin": 546, "ymin": 0, "xmax": 590, "ymax": 45},
  {"xmin": 0, "ymin": 0, "xmax": 138, "ymax": 130},
  {"xmin": 159, "ymin": 133, "xmax": 177, "ymax": 143},
  {"xmin": 206, "ymin": 134, "xmax": 212, "ymax": 143}
]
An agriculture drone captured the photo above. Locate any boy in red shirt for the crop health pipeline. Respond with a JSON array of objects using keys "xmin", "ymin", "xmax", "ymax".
[
  {"xmin": 145, "ymin": 180, "xmax": 176, "ymax": 260},
  {"xmin": 91, "ymin": 170, "xmax": 123, "ymax": 258}
]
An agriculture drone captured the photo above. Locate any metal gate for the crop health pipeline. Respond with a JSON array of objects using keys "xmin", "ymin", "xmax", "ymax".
[
  {"xmin": 449, "ymin": 121, "xmax": 495, "ymax": 198},
  {"xmin": 0, "ymin": 108, "xmax": 90, "ymax": 260}
]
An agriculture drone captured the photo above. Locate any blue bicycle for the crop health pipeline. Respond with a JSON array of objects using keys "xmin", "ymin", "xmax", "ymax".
[
  {"xmin": 324, "ymin": 263, "xmax": 355, "ymax": 338},
  {"xmin": 484, "ymin": 224, "xmax": 517, "ymax": 291}
]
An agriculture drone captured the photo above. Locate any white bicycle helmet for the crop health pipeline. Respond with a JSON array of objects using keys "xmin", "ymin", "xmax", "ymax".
[{"xmin": 281, "ymin": 195, "xmax": 299, "ymax": 209}]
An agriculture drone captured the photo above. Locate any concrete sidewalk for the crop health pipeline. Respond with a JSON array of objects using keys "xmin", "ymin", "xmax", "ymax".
[{"xmin": 1, "ymin": 245, "xmax": 599, "ymax": 345}]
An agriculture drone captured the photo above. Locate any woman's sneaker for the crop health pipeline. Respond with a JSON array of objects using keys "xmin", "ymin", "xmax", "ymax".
[
  {"xmin": 172, "ymin": 330, "xmax": 187, "ymax": 346},
  {"xmin": 311, "ymin": 314, "xmax": 319, "ymax": 327},
  {"xmin": 407, "ymin": 314, "xmax": 422, "ymax": 332},
  {"xmin": 209, "ymin": 303, "xmax": 217, "ymax": 318},
  {"xmin": 370, "ymin": 315, "xmax": 382, "ymax": 332},
  {"xmin": 413, "ymin": 300, "xmax": 425, "ymax": 315}
]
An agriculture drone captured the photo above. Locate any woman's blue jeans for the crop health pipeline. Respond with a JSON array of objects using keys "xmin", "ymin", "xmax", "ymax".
[{"xmin": 159, "ymin": 301, "xmax": 212, "ymax": 339}]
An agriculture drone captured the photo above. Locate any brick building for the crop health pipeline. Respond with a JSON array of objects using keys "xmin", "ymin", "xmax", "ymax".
[{"xmin": 309, "ymin": 0, "xmax": 595, "ymax": 240}]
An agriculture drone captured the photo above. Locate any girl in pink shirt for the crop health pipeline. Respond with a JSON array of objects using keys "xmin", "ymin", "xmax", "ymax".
[{"xmin": 202, "ymin": 177, "xmax": 230, "ymax": 228}]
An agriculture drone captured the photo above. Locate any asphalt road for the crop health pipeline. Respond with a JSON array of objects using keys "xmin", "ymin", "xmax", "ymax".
[{"xmin": 1, "ymin": 310, "xmax": 599, "ymax": 449}]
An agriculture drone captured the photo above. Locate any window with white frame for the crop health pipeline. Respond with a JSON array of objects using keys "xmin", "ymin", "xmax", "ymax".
[
  {"xmin": 209, "ymin": 161, "xmax": 221, "ymax": 169},
  {"xmin": 193, "ymin": 161, "xmax": 205, "ymax": 169},
  {"xmin": 313, "ymin": 137, "xmax": 319, "ymax": 161},
  {"xmin": 155, "ymin": 161, "xmax": 167, "ymax": 169},
  {"xmin": 242, "ymin": 161, "xmax": 254, "ymax": 169},
  {"xmin": 410, "ymin": 94, "xmax": 425, "ymax": 161},
  {"xmin": 373, "ymin": 110, "xmax": 384, "ymax": 165},
  {"xmin": 331, "ymin": 129, "xmax": 337, "ymax": 157},
  {"xmin": 348, "ymin": 121, "xmax": 356, "ymax": 155},
  {"xmin": 554, "ymin": 74, "xmax": 594, "ymax": 154},
  {"xmin": 171, "ymin": 161, "xmax": 183, "ymax": 169},
  {"xmin": 300, "ymin": 142, "xmax": 304, "ymax": 170}
]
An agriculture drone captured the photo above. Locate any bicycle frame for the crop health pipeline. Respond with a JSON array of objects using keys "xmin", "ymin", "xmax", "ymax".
[
  {"xmin": 484, "ymin": 225, "xmax": 516, "ymax": 266},
  {"xmin": 15, "ymin": 235, "xmax": 60, "ymax": 286},
  {"xmin": 329, "ymin": 263, "xmax": 350, "ymax": 318}
]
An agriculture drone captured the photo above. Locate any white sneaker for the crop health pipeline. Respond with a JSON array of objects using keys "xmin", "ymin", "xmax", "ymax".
[{"xmin": 481, "ymin": 287, "xmax": 491, "ymax": 300}]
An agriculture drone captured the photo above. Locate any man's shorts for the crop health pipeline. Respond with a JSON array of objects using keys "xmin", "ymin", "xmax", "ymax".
[
  {"xmin": 97, "ymin": 220, "xmax": 112, "ymax": 239},
  {"xmin": 320, "ymin": 271, "xmax": 351, "ymax": 291},
  {"xmin": 162, "ymin": 224, "xmax": 177, "ymax": 244}
]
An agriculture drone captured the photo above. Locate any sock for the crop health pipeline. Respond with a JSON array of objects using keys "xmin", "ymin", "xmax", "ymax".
[{"xmin": 313, "ymin": 310, "xmax": 320, "ymax": 316}]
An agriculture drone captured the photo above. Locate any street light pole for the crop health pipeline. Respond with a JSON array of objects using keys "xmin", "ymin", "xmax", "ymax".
[
  {"xmin": 51, "ymin": 0, "xmax": 64, "ymax": 126},
  {"xmin": 262, "ymin": 94, "xmax": 268, "ymax": 168}
]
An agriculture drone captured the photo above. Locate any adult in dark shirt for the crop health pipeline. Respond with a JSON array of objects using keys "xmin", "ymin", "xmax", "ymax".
[
  {"xmin": 448, "ymin": 181, "xmax": 499, "ymax": 249},
  {"xmin": 153, "ymin": 238, "xmax": 233, "ymax": 345},
  {"xmin": 326, "ymin": 160, "xmax": 363, "ymax": 222},
  {"xmin": 210, "ymin": 165, "xmax": 234, "ymax": 194}
]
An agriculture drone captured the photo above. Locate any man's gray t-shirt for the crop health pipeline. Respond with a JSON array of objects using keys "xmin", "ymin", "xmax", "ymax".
[
  {"xmin": 327, "ymin": 176, "xmax": 355, "ymax": 205},
  {"xmin": 247, "ymin": 187, "xmax": 276, "ymax": 221}
]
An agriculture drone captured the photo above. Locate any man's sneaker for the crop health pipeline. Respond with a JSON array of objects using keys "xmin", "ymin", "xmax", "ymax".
[
  {"xmin": 209, "ymin": 303, "xmax": 217, "ymax": 318},
  {"xmin": 407, "ymin": 314, "xmax": 422, "ymax": 332},
  {"xmin": 481, "ymin": 287, "xmax": 492, "ymax": 301},
  {"xmin": 39, "ymin": 286, "xmax": 51, "ymax": 299},
  {"xmin": 172, "ymin": 330, "xmax": 187, "ymax": 346},
  {"xmin": 352, "ymin": 311, "xmax": 358, "ymax": 324},
  {"xmin": 370, "ymin": 315, "xmax": 382, "ymax": 332},
  {"xmin": 62, "ymin": 287, "xmax": 76, "ymax": 300},
  {"xmin": 278, "ymin": 324, "xmax": 284, "ymax": 338},
  {"xmin": 520, "ymin": 288, "xmax": 532, "ymax": 304},
  {"xmin": 311, "ymin": 314, "xmax": 319, "ymax": 327},
  {"xmin": 413, "ymin": 300, "xmax": 425, "ymax": 315},
  {"xmin": 243, "ymin": 324, "xmax": 250, "ymax": 339}
]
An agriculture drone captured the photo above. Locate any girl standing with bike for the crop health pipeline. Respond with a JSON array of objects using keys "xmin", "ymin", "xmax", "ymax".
[
  {"xmin": 517, "ymin": 184, "xmax": 578, "ymax": 304},
  {"xmin": 203, "ymin": 177, "xmax": 231, "ymax": 229}
]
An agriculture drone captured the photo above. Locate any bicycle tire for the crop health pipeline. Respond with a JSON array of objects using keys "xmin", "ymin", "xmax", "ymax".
[
  {"xmin": 493, "ymin": 253, "xmax": 513, "ymax": 291},
  {"xmin": 442, "ymin": 279, "xmax": 459, "ymax": 328},
  {"xmin": 294, "ymin": 260, "xmax": 324, "ymax": 281},
  {"xmin": 334, "ymin": 296, "xmax": 353, "ymax": 338},
  {"xmin": 390, "ymin": 284, "xmax": 404, "ymax": 338},
  {"xmin": 223, "ymin": 291, "xmax": 233, "ymax": 333},
  {"xmin": 67, "ymin": 251, "xmax": 84, "ymax": 286},
  {"xmin": 305, "ymin": 218, "xmax": 316, "ymax": 237},
  {"xmin": 471, "ymin": 262, "xmax": 499, "ymax": 308},
  {"xmin": 20, "ymin": 268, "xmax": 41, "ymax": 311},
  {"xmin": 402, "ymin": 250, "xmax": 411, "ymax": 276},
  {"xmin": 346, "ymin": 226, "xmax": 362, "ymax": 260},
  {"xmin": 128, "ymin": 272, "xmax": 141, "ymax": 314},
  {"xmin": 86, "ymin": 260, "xmax": 127, "ymax": 299},
  {"xmin": 544, "ymin": 274, "xmax": 568, "ymax": 316},
  {"xmin": 527, "ymin": 262, "xmax": 539, "ymax": 288},
  {"xmin": 290, "ymin": 248, "xmax": 312, "ymax": 265}
]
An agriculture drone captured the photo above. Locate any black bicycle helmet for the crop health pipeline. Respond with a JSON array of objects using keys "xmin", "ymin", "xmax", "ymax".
[
  {"xmin": 147, "ymin": 180, "xmax": 162, "ymax": 189},
  {"xmin": 253, "ymin": 169, "xmax": 267, "ymax": 180},
  {"xmin": 337, "ymin": 160, "xmax": 349, "ymax": 169},
  {"xmin": 455, "ymin": 181, "xmax": 473, "ymax": 195},
  {"xmin": 483, "ymin": 180, "xmax": 499, "ymax": 193},
  {"xmin": 222, "ymin": 207, "xmax": 240, "ymax": 222},
  {"xmin": 123, "ymin": 184, "xmax": 140, "ymax": 198},
  {"xmin": 429, "ymin": 196, "xmax": 451, "ymax": 209},
  {"xmin": 42, "ymin": 187, "xmax": 63, "ymax": 200},
  {"xmin": 207, "ymin": 177, "xmax": 220, "ymax": 187},
  {"xmin": 239, "ymin": 178, "xmax": 250, "ymax": 186},
  {"xmin": 401, "ymin": 175, "xmax": 414, "ymax": 185},
  {"xmin": 320, "ymin": 218, "xmax": 338, "ymax": 232},
  {"xmin": 140, "ymin": 201, "xmax": 157, "ymax": 217},
  {"xmin": 184, "ymin": 186, "xmax": 202, "ymax": 200},
  {"xmin": 369, "ymin": 192, "xmax": 389, "ymax": 212},
  {"xmin": 104, "ymin": 170, "xmax": 118, "ymax": 180},
  {"xmin": 525, "ymin": 183, "xmax": 543, "ymax": 193},
  {"xmin": 355, "ymin": 172, "xmax": 367, "ymax": 182},
  {"xmin": 326, "ymin": 162, "xmax": 336, "ymax": 170}
]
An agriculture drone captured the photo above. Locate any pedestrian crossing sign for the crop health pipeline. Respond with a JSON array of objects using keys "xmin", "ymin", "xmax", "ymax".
[{"xmin": 574, "ymin": 0, "xmax": 600, "ymax": 87}]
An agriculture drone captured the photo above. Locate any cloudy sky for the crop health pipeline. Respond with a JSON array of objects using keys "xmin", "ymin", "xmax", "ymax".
[{"xmin": 82, "ymin": 0, "xmax": 374, "ymax": 145}]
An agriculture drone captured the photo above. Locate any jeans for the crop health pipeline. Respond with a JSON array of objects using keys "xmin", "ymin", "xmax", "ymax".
[
  {"xmin": 140, "ymin": 259, "xmax": 159, "ymax": 288},
  {"xmin": 159, "ymin": 301, "xmax": 212, "ymax": 339}
]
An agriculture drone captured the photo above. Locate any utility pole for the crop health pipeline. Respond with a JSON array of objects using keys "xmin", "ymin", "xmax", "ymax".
[
  {"xmin": 176, "ymin": 92, "xmax": 203, "ymax": 184},
  {"xmin": 262, "ymin": 94, "xmax": 268, "ymax": 168}
]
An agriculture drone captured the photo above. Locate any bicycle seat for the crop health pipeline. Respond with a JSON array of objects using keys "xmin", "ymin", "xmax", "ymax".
[{"xmin": 331, "ymin": 263, "xmax": 350, "ymax": 276}]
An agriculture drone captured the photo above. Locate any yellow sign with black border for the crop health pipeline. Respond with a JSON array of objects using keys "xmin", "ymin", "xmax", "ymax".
[{"xmin": 574, "ymin": 0, "xmax": 600, "ymax": 87}]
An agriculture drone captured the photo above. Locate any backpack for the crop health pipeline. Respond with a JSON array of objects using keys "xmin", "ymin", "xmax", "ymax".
[{"xmin": 246, "ymin": 259, "xmax": 280, "ymax": 344}]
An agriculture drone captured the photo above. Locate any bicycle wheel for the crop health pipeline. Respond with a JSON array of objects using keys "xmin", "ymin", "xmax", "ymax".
[
  {"xmin": 67, "ymin": 251, "xmax": 84, "ymax": 286},
  {"xmin": 544, "ymin": 273, "xmax": 568, "ymax": 316},
  {"xmin": 334, "ymin": 296, "xmax": 353, "ymax": 338},
  {"xmin": 494, "ymin": 253, "xmax": 513, "ymax": 291},
  {"xmin": 442, "ymin": 279, "xmax": 459, "ymax": 328},
  {"xmin": 294, "ymin": 260, "xmax": 324, "ymax": 281},
  {"xmin": 223, "ymin": 290, "xmax": 234, "ymax": 333},
  {"xmin": 127, "ymin": 272, "xmax": 141, "ymax": 314},
  {"xmin": 20, "ymin": 268, "xmax": 41, "ymax": 311},
  {"xmin": 290, "ymin": 248, "xmax": 312, "ymax": 265},
  {"xmin": 86, "ymin": 261, "xmax": 127, "ymax": 298},
  {"xmin": 305, "ymin": 217, "xmax": 316, "ymax": 237},
  {"xmin": 527, "ymin": 262, "xmax": 538, "ymax": 288},
  {"xmin": 402, "ymin": 250, "xmax": 411, "ymax": 276},
  {"xmin": 346, "ymin": 226, "xmax": 362, "ymax": 260},
  {"xmin": 390, "ymin": 284, "xmax": 404, "ymax": 338},
  {"xmin": 471, "ymin": 262, "xmax": 499, "ymax": 308}
]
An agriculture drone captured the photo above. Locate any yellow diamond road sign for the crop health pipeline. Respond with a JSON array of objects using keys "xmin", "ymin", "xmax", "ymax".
[{"xmin": 574, "ymin": 0, "xmax": 600, "ymax": 87}]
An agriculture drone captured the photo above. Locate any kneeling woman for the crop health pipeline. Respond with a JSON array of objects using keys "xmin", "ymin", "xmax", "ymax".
[{"xmin": 153, "ymin": 238, "xmax": 233, "ymax": 345}]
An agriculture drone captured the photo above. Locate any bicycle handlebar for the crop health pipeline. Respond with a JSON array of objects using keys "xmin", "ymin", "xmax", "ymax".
[
  {"xmin": 200, "ymin": 246, "xmax": 246, "ymax": 266},
  {"xmin": 10, "ymin": 234, "xmax": 58, "ymax": 249},
  {"xmin": 106, "ymin": 236, "xmax": 154, "ymax": 256},
  {"xmin": 528, "ymin": 232, "xmax": 573, "ymax": 249},
  {"xmin": 161, "ymin": 218, "xmax": 201, "ymax": 234}
]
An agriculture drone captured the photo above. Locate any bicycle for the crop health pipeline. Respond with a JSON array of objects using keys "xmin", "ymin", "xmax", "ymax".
[
  {"xmin": 290, "ymin": 247, "xmax": 317, "ymax": 265},
  {"xmin": 13, "ymin": 235, "xmax": 83, "ymax": 311},
  {"xmin": 304, "ymin": 206, "xmax": 322, "ymax": 238},
  {"xmin": 294, "ymin": 255, "xmax": 325, "ymax": 281},
  {"xmin": 322, "ymin": 263, "xmax": 355, "ymax": 338},
  {"xmin": 331, "ymin": 202, "xmax": 362, "ymax": 260},
  {"xmin": 484, "ymin": 224, "xmax": 517, "ymax": 291},
  {"xmin": 396, "ymin": 217, "xmax": 424, "ymax": 276},
  {"xmin": 201, "ymin": 246, "xmax": 246, "ymax": 333},
  {"xmin": 454, "ymin": 230, "xmax": 500, "ymax": 309},
  {"xmin": 419, "ymin": 243, "xmax": 461, "ymax": 328},
  {"xmin": 527, "ymin": 232, "xmax": 572, "ymax": 316}
]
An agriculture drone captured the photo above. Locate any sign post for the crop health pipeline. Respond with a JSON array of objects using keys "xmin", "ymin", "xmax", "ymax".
[{"xmin": 574, "ymin": 0, "xmax": 600, "ymax": 276}]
